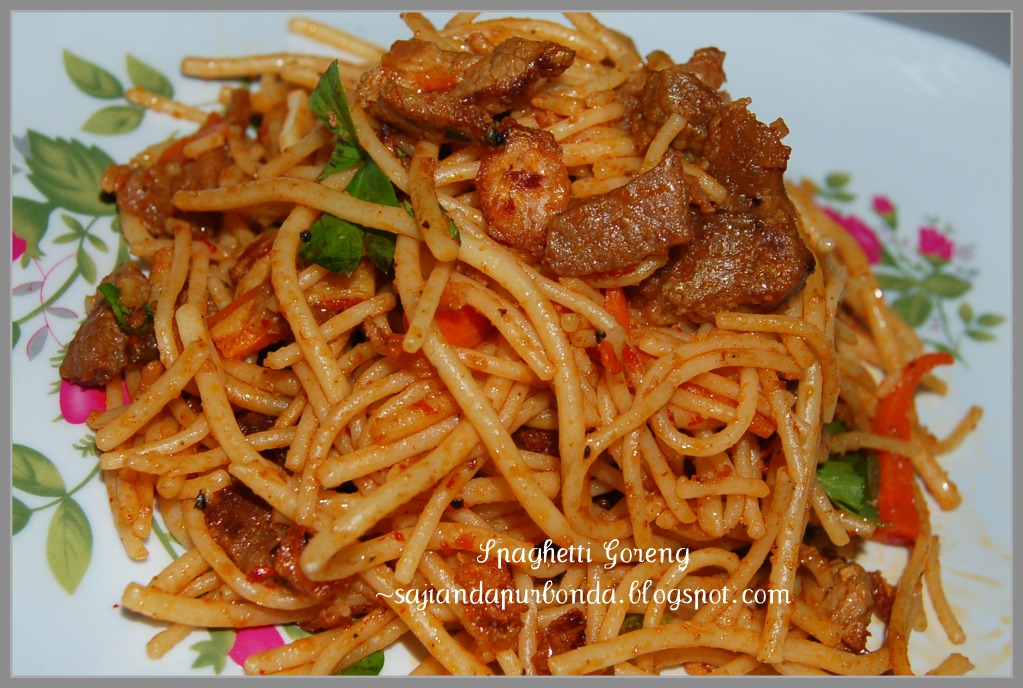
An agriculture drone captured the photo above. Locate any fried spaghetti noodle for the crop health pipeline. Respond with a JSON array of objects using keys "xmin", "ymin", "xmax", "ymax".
[{"xmin": 61, "ymin": 12, "xmax": 979, "ymax": 676}]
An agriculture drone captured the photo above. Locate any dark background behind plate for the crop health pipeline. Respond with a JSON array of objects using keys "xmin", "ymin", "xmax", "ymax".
[{"xmin": 868, "ymin": 12, "xmax": 1010, "ymax": 64}]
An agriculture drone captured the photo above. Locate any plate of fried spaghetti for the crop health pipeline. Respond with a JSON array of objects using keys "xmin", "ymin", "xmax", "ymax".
[{"xmin": 10, "ymin": 11, "xmax": 1010, "ymax": 677}]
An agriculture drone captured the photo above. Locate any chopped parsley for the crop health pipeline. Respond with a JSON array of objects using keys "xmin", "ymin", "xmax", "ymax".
[
  {"xmin": 97, "ymin": 282, "xmax": 153, "ymax": 336},
  {"xmin": 816, "ymin": 421, "xmax": 881, "ymax": 523},
  {"xmin": 299, "ymin": 214, "xmax": 365, "ymax": 275},
  {"xmin": 308, "ymin": 60, "xmax": 358, "ymax": 148},
  {"xmin": 300, "ymin": 60, "xmax": 399, "ymax": 275}
]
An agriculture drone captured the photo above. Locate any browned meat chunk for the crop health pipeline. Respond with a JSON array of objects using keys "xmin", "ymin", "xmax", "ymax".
[
  {"xmin": 477, "ymin": 124, "xmax": 570, "ymax": 261},
  {"xmin": 533, "ymin": 607, "xmax": 587, "ymax": 675},
  {"xmin": 204, "ymin": 482, "xmax": 291, "ymax": 581},
  {"xmin": 677, "ymin": 46, "xmax": 727, "ymax": 91},
  {"xmin": 453, "ymin": 552, "xmax": 525, "ymax": 658},
  {"xmin": 868, "ymin": 569, "xmax": 896, "ymax": 626},
  {"xmin": 543, "ymin": 150, "xmax": 695, "ymax": 276},
  {"xmin": 704, "ymin": 97, "xmax": 790, "ymax": 203},
  {"xmin": 100, "ymin": 89, "xmax": 252, "ymax": 238},
  {"xmin": 640, "ymin": 66, "xmax": 723, "ymax": 157},
  {"xmin": 359, "ymin": 38, "xmax": 479, "ymax": 99},
  {"xmin": 821, "ymin": 560, "xmax": 875, "ymax": 653},
  {"xmin": 512, "ymin": 427, "xmax": 560, "ymax": 457},
  {"xmin": 635, "ymin": 210, "xmax": 813, "ymax": 323},
  {"xmin": 619, "ymin": 47, "xmax": 725, "ymax": 152},
  {"xmin": 358, "ymin": 37, "xmax": 574, "ymax": 143},
  {"xmin": 271, "ymin": 525, "xmax": 357, "ymax": 631},
  {"xmin": 799, "ymin": 546, "xmax": 886, "ymax": 653},
  {"xmin": 235, "ymin": 411, "xmax": 276, "ymax": 436},
  {"xmin": 634, "ymin": 98, "xmax": 814, "ymax": 322},
  {"xmin": 235, "ymin": 410, "xmax": 289, "ymax": 465},
  {"xmin": 204, "ymin": 482, "xmax": 353, "ymax": 630},
  {"xmin": 450, "ymin": 37, "xmax": 575, "ymax": 111},
  {"xmin": 59, "ymin": 262, "xmax": 158, "ymax": 387}
]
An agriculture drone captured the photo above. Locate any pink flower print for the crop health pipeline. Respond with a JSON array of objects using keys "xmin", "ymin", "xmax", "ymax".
[
  {"xmin": 871, "ymin": 195, "xmax": 897, "ymax": 227},
  {"xmin": 58, "ymin": 379, "xmax": 107, "ymax": 424},
  {"xmin": 918, "ymin": 226, "xmax": 954, "ymax": 262},
  {"xmin": 871, "ymin": 195, "xmax": 895, "ymax": 215},
  {"xmin": 228, "ymin": 627, "xmax": 285, "ymax": 668},
  {"xmin": 13, "ymin": 234, "xmax": 26, "ymax": 261},
  {"xmin": 822, "ymin": 207, "xmax": 883, "ymax": 264}
]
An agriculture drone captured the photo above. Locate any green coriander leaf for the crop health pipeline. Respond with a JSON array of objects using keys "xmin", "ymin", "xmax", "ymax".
[
  {"xmin": 347, "ymin": 159, "xmax": 399, "ymax": 208},
  {"xmin": 298, "ymin": 214, "xmax": 365, "ymax": 275},
  {"xmin": 97, "ymin": 283, "xmax": 153, "ymax": 336},
  {"xmin": 817, "ymin": 458, "xmax": 864, "ymax": 509},
  {"xmin": 308, "ymin": 60, "xmax": 358, "ymax": 146},
  {"xmin": 344, "ymin": 160, "xmax": 400, "ymax": 271},
  {"xmin": 816, "ymin": 452, "xmax": 879, "ymax": 523},
  {"xmin": 363, "ymin": 227, "xmax": 397, "ymax": 273},
  {"xmin": 316, "ymin": 140, "xmax": 363, "ymax": 180}
]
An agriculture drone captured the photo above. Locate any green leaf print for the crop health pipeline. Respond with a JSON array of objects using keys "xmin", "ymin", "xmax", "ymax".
[
  {"xmin": 921, "ymin": 272, "xmax": 971, "ymax": 299},
  {"xmin": 12, "ymin": 498, "xmax": 32, "ymax": 535},
  {"xmin": 12, "ymin": 196, "xmax": 55, "ymax": 265},
  {"xmin": 890, "ymin": 292, "xmax": 933, "ymax": 329},
  {"xmin": 958, "ymin": 302, "xmax": 975, "ymax": 323},
  {"xmin": 976, "ymin": 313, "xmax": 1005, "ymax": 327},
  {"xmin": 25, "ymin": 131, "xmax": 116, "ymax": 216},
  {"xmin": 965, "ymin": 329, "xmax": 996, "ymax": 342},
  {"xmin": 191, "ymin": 629, "xmax": 235, "ymax": 674},
  {"xmin": 824, "ymin": 172, "xmax": 850, "ymax": 189},
  {"xmin": 82, "ymin": 104, "xmax": 145, "ymax": 135},
  {"xmin": 126, "ymin": 53, "xmax": 174, "ymax": 98},
  {"xmin": 77, "ymin": 247, "xmax": 98, "ymax": 284},
  {"xmin": 873, "ymin": 271, "xmax": 917, "ymax": 294},
  {"xmin": 47, "ymin": 497, "xmax": 92, "ymax": 594},
  {"xmin": 12, "ymin": 444, "xmax": 67, "ymax": 497},
  {"xmin": 63, "ymin": 50, "xmax": 124, "ymax": 99}
]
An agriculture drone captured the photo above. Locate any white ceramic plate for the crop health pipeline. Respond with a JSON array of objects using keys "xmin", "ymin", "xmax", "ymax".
[{"xmin": 10, "ymin": 11, "xmax": 1011, "ymax": 676}]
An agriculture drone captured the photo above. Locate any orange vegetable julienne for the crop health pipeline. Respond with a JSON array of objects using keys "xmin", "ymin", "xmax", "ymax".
[
  {"xmin": 206, "ymin": 282, "xmax": 290, "ymax": 359},
  {"xmin": 595, "ymin": 338, "xmax": 622, "ymax": 375},
  {"xmin": 871, "ymin": 351, "xmax": 954, "ymax": 546},
  {"xmin": 603, "ymin": 287, "xmax": 632, "ymax": 332},
  {"xmin": 434, "ymin": 306, "xmax": 495, "ymax": 350}
]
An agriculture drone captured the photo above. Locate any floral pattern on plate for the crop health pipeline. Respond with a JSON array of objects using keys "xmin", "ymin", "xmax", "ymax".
[
  {"xmin": 10, "ymin": 46, "xmax": 390, "ymax": 676},
  {"xmin": 9, "ymin": 15, "xmax": 1010, "ymax": 674},
  {"xmin": 811, "ymin": 172, "xmax": 1004, "ymax": 361}
]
